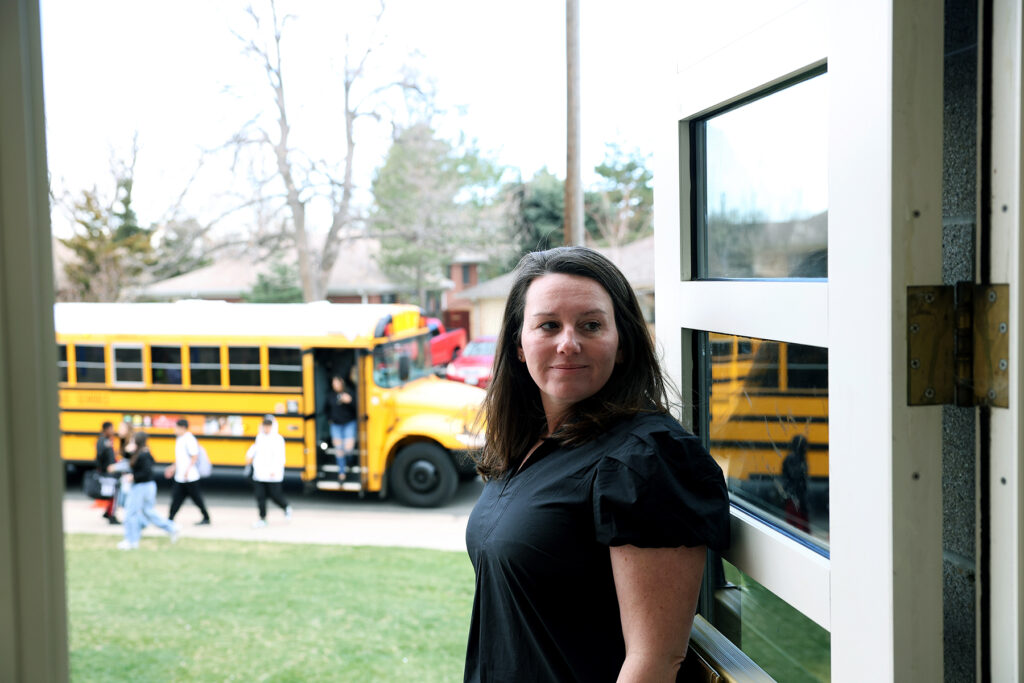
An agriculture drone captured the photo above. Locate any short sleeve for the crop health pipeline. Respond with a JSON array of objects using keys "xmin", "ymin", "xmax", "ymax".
[{"xmin": 592, "ymin": 427, "xmax": 730, "ymax": 551}]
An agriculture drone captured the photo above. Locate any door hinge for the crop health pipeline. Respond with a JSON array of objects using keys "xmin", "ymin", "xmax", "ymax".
[{"xmin": 907, "ymin": 283, "xmax": 1009, "ymax": 407}]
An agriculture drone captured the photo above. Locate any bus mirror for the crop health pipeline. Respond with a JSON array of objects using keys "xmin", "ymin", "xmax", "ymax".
[{"xmin": 398, "ymin": 355, "xmax": 411, "ymax": 381}]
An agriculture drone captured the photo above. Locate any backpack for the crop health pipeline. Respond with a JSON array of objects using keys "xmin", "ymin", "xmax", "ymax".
[{"xmin": 196, "ymin": 443, "xmax": 212, "ymax": 478}]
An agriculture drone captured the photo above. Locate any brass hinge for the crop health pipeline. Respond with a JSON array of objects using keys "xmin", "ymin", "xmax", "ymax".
[{"xmin": 907, "ymin": 283, "xmax": 1009, "ymax": 407}]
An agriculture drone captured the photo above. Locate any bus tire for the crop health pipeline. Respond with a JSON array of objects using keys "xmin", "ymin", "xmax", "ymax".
[{"xmin": 390, "ymin": 443, "xmax": 458, "ymax": 508}]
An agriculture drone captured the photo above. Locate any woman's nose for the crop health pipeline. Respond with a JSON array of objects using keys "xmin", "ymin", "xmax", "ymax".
[{"xmin": 556, "ymin": 329, "xmax": 581, "ymax": 353}]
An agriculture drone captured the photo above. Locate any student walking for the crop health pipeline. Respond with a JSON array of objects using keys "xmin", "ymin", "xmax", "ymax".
[
  {"xmin": 117, "ymin": 432, "xmax": 178, "ymax": 550},
  {"xmin": 95, "ymin": 421, "xmax": 120, "ymax": 525},
  {"xmin": 164, "ymin": 418, "xmax": 212, "ymax": 525},
  {"xmin": 245, "ymin": 415, "xmax": 292, "ymax": 528}
]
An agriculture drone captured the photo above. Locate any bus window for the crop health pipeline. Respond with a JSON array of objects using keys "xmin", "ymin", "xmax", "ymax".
[
  {"xmin": 74, "ymin": 344, "xmax": 106, "ymax": 384},
  {"xmin": 268, "ymin": 347, "xmax": 302, "ymax": 387},
  {"xmin": 151, "ymin": 345, "xmax": 182, "ymax": 385},
  {"xmin": 57, "ymin": 344, "xmax": 68, "ymax": 382},
  {"xmin": 373, "ymin": 335, "xmax": 431, "ymax": 388},
  {"xmin": 112, "ymin": 345, "xmax": 144, "ymax": 384},
  {"xmin": 228, "ymin": 346, "xmax": 261, "ymax": 386},
  {"xmin": 189, "ymin": 346, "xmax": 221, "ymax": 386}
]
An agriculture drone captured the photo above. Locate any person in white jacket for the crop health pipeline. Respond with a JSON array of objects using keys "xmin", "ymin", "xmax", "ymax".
[{"xmin": 245, "ymin": 415, "xmax": 292, "ymax": 528}]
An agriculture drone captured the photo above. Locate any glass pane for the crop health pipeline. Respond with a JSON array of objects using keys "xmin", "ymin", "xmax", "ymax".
[
  {"xmin": 58, "ymin": 344, "xmax": 68, "ymax": 382},
  {"xmin": 268, "ymin": 347, "xmax": 302, "ymax": 387},
  {"xmin": 74, "ymin": 344, "xmax": 106, "ymax": 383},
  {"xmin": 701, "ymin": 73, "xmax": 828, "ymax": 278},
  {"xmin": 190, "ymin": 346, "xmax": 222, "ymax": 386},
  {"xmin": 228, "ymin": 346, "xmax": 261, "ymax": 386},
  {"xmin": 716, "ymin": 559, "xmax": 830, "ymax": 681},
  {"xmin": 151, "ymin": 345, "xmax": 182, "ymax": 385},
  {"xmin": 704, "ymin": 332, "xmax": 829, "ymax": 547},
  {"xmin": 113, "ymin": 347, "xmax": 143, "ymax": 383}
]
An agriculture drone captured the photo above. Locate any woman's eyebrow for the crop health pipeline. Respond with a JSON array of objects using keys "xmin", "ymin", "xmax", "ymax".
[{"xmin": 528, "ymin": 308, "xmax": 609, "ymax": 318}]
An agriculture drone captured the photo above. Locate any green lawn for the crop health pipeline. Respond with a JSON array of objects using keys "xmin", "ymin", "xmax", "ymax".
[{"xmin": 65, "ymin": 534, "xmax": 475, "ymax": 682}]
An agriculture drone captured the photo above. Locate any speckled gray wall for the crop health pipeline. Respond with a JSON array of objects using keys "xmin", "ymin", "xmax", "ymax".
[{"xmin": 942, "ymin": 0, "xmax": 977, "ymax": 680}]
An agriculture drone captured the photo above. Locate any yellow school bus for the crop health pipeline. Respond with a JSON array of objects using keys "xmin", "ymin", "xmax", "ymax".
[
  {"xmin": 55, "ymin": 301, "xmax": 485, "ymax": 507},
  {"xmin": 707, "ymin": 332, "xmax": 829, "ymax": 484}
]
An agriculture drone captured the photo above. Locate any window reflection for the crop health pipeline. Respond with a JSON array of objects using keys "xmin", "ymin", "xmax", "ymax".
[
  {"xmin": 704, "ymin": 332, "xmax": 829, "ymax": 547},
  {"xmin": 699, "ymin": 72, "xmax": 828, "ymax": 279}
]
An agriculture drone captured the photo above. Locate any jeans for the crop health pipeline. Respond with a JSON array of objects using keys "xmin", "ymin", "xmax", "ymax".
[{"xmin": 124, "ymin": 481, "xmax": 175, "ymax": 544}]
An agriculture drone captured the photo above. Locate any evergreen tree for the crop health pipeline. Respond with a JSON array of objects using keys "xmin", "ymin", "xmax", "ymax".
[
  {"xmin": 371, "ymin": 122, "xmax": 501, "ymax": 309},
  {"xmin": 59, "ymin": 173, "xmax": 154, "ymax": 302},
  {"xmin": 242, "ymin": 261, "xmax": 304, "ymax": 303}
]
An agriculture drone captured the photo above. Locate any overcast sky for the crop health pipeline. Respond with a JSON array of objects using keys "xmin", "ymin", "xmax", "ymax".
[{"xmin": 40, "ymin": 0, "xmax": 671, "ymax": 237}]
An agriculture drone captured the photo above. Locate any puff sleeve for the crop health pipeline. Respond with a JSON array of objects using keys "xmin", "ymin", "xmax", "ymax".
[{"xmin": 592, "ymin": 425, "xmax": 730, "ymax": 551}]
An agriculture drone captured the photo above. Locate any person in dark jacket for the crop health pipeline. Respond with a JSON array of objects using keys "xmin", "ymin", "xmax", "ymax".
[
  {"xmin": 116, "ymin": 432, "xmax": 178, "ymax": 550},
  {"xmin": 326, "ymin": 375, "xmax": 358, "ymax": 481},
  {"xmin": 95, "ymin": 421, "xmax": 119, "ymax": 524}
]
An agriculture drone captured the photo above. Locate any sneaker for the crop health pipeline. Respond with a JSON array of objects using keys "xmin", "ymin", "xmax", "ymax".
[
  {"xmin": 284, "ymin": 505, "xmax": 293, "ymax": 520},
  {"xmin": 194, "ymin": 519, "xmax": 211, "ymax": 526},
  {"xmin": 168, "ymin": 525, "xmax": 179, "ymax": 544},
  {"xmin": 252, "ymin": 519, "xmax": 268, "ymax": 529},
  {"xmin": 116, "ymin": 540, "xmax": 137, "ymax": 551}
]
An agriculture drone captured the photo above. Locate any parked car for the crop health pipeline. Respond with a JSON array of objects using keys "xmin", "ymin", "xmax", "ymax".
[
  {"xmin": 446, "ymin": 335, "xmax": 497, "ymax": 388},
  {"xmin": 426, "ymin": 317, "xmax": 468, "ymax": 367}
]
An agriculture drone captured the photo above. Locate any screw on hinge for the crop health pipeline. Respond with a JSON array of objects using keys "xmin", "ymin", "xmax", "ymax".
[
  {"xmin": 910, "ymin": 359, "xmax": 921, "ymax": 370},
  {"xmin": 1000, "ymin": 359, "xmax": 1008, "ymax": 371}
]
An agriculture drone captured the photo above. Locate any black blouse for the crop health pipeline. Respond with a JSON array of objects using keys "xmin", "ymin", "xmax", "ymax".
[{"xmin": 464, "ymin": 411, "xmax": 730, "ymax": 683}]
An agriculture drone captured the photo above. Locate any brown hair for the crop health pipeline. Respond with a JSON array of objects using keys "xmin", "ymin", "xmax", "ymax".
[{"xmin": 475, "ymin": 246, "xmax": 667, "ymax": 480}]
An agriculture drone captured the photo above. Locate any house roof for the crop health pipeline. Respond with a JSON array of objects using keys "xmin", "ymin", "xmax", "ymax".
[
  {"xmin": 139, "ymin": 237, "xmax": 418, "ymax": 300},
  {"xmin": 458, "ymin": 236, "xmax": 655, "ymax": 301}
]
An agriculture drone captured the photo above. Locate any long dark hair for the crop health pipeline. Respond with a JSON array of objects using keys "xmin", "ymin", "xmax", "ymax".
[
  {"xmin": 132, "ymin": 431, "xmax": 148, "ymax": 468},
  {"xmin": 475, "ymin": 246, "xmax": 667, "ymax": 480}
]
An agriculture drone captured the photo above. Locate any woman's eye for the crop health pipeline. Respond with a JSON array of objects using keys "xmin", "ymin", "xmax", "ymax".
[
  {"xmin": 539, "ymin": 321, "xmax": 559, "ymax": 331},
  {"xmin": 581, "ymin": 321, "xmax": 601, "ymax": 332}
]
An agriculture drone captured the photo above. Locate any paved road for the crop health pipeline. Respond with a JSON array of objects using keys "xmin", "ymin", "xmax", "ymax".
[{"xmin": 63, "ymin": 472, "xmax": 485, "ymax": 553}]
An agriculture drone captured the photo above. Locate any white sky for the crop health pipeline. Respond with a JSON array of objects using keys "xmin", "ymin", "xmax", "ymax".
[{"xmin": 40, "ymin": 0, "xmax": 672, "ymax": 238}]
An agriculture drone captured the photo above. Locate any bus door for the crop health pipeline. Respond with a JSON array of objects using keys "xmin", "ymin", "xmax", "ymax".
[{"xmin": 311, "ymin": 348, "xmax": 359, "ymax": 490}]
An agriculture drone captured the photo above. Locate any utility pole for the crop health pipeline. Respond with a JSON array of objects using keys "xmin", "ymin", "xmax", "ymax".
[{"xmin": 564, "ymin": 0, "xmax": 584, "ymax": 246}]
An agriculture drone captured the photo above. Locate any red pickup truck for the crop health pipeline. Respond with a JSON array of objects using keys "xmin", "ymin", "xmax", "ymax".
[{"xmin": 426, "ymin": 318, "xmax": 467, "ymax": 367}]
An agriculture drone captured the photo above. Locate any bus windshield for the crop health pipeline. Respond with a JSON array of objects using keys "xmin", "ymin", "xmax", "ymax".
[{"xmin": 372, "ymin": 334, "xmax": 433, "ymax": 388}]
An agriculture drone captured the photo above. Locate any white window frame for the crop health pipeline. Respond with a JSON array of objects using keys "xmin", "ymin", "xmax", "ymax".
[
  {"xmin": 987, "ymin": 1, "xmax": 1024, "ymax": 677},
  {"xmin": 111, "ymin": 343, "xmax": 144, "ymax": 386},
  {"xmin": 656, "ymin": 0, "xmax": 945, "ymax": 678}
]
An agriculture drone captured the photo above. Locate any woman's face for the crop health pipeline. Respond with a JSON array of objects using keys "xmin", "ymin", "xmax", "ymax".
[
  {"xmin": 117, "ymin": 422, "xmax": 129, "ymax": 438},
  {"xmin": 332, "ymin": 377, "xmax": 343, "ymax": 392},
  {"xmin": 518, "ymin": 273, "xmax": 621, "ymax": 426}
]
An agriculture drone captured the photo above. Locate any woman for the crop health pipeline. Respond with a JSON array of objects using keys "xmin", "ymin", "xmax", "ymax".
[
  {"xmin": 245, "ymin": 415, "xmax": 292, "ymax": 528},
  {"xmin": 116, "ymin": 432, "xmax": 178, "ymax": 550},
  {"xmin": 326, "ymin": 375, "xmax": 357, "ymax": 481},
  {"xmin": 115, "ymin": 420, "xmax": 137, "ymax": 513},
  {"xmin": 464, "ymin": 247, "xmax": 730, "ymax": 682}
]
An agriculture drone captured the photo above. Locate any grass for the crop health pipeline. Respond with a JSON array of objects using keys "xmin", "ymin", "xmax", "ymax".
[
  {"xmin": 65, "ymin": 534, "xmax": 475, "ymax": 682},
  {"xmin": 723, "ymin": 561, "xmax": 830, "ymax": 682}
]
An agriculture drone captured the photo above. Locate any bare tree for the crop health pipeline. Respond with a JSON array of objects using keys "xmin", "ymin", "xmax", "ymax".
[{"xmin": 232, "ymin": 0, "xmax": 423, "ymax": 300}]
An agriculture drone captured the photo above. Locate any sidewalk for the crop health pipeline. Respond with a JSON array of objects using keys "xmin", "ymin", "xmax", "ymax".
[{"xmin": 63, "ymin": 495, "xmax": 473, "ymax": 553}]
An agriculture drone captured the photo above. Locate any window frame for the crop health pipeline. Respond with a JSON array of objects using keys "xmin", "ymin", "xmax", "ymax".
[
  {"xmin": 111, "ymin": 343, "xmax": 145, "ymax": 386},
  {"xmin": 657, "ymin": 0, "xmax": 947, "ymax": 675}
]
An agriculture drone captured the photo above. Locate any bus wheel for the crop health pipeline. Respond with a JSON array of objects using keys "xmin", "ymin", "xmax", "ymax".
[{"xmin": 391, "ymin": 443, "xmax": 458, "ymax": 508}]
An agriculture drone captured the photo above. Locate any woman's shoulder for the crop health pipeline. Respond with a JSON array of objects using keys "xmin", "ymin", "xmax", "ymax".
[{"xmin": 600, "ymin": 411, "xmax": 710, "ymax": 472}]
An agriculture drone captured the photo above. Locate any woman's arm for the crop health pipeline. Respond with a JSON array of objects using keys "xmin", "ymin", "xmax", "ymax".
[{"xmin": 610, "ymin": 544, "xmax": 706, "ymax": 682}]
